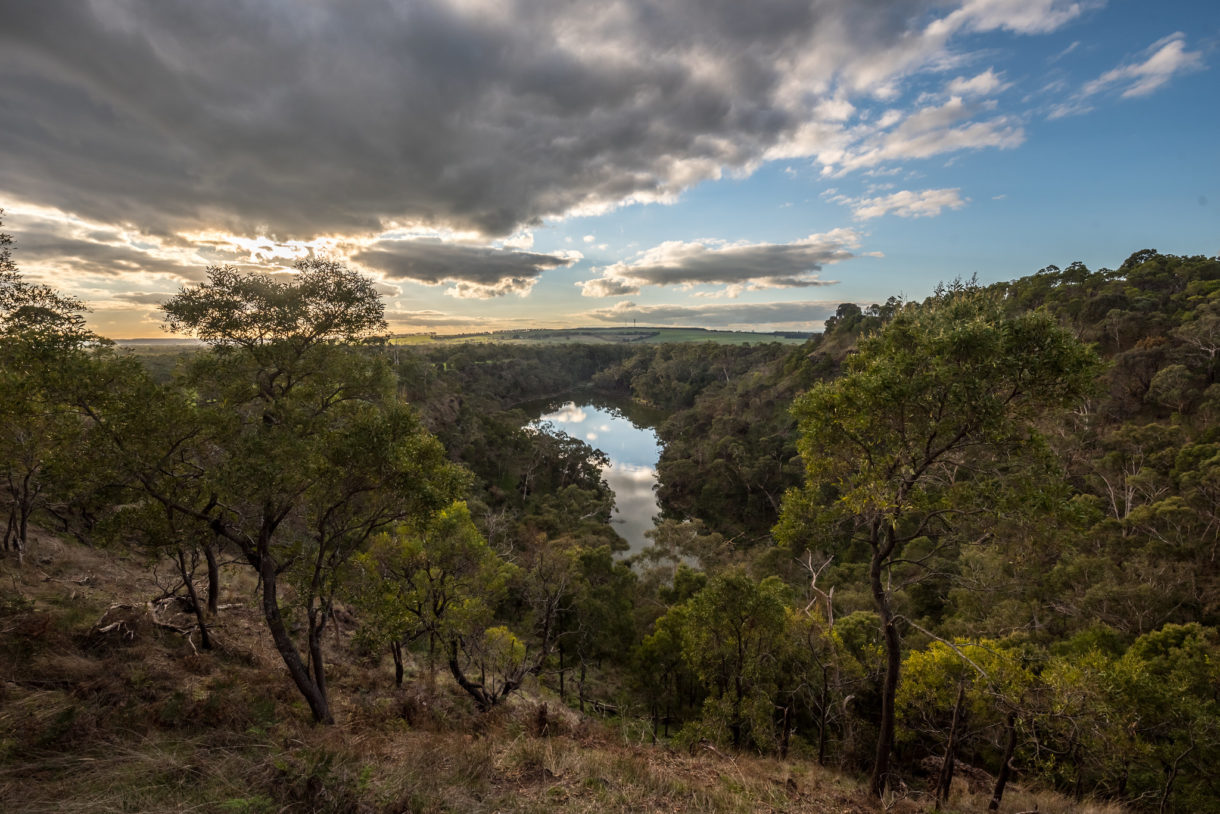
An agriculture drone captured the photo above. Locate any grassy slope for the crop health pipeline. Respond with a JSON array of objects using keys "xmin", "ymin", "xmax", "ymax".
[{"xmin": 0, "ymin": 533, "xmax": 1121, "ymax": 814}]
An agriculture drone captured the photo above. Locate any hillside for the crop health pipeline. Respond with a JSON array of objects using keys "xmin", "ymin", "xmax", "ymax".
[
  {"xmin": 0, "ymin": 531, "xmax": 1102, "ymax": 814},
  {"xmin": 5, "ymin": 244, "xmax": 1218, "ymax": 813}
]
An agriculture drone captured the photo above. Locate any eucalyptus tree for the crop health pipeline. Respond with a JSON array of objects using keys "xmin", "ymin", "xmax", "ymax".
[
  {"xmin": 777, "ymin": 286, "xmax": 1098, "ymax": 796},
  {"xmin": 0, "ymin": 214, "xmax": 101, "ymax": 561},
  {"xmin": 132, "ymin": 259, "xmax": 469, "ymax": 723},
  {"xmin": 346, "ymin": 501, "xmax": 516, "ymax": 691}
]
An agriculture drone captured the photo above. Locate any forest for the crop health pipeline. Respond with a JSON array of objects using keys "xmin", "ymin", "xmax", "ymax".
[{"xmin": 3, "ymin": 210, "xmax": 1220, "ymax": 813}]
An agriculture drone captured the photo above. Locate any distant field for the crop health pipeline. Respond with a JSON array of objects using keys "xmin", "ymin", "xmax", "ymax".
[{"xmin": 390, "ymin": 327, "xmax": 812, "ymax": 345}]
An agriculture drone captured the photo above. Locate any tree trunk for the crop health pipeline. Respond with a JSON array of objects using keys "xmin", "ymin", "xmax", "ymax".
[
  {"xmin": 15, "ymin": 501, "xmax": 29, "ymax": 565},
  {"xmin": 447, "ymin": 640, "xmax": 493, "ymax": 711},
  {"xmin": 779, "ymin": 702, "xmax": 793, "ymax": 760},
  {"xmin": 817, "ymin": 666, "xmax": 830, "ymax": 766},
  {"xmin": 175, "ymin": 546, "xmax": 212, "ymax": 650},
  {"xmin": 989, "ymin": 712, "xmax": 1018, "ymax": 811},
  {"xmin": 1159, "ymin": 745, "xmax": 1194, "ymax": 814},
  {"xmin": 203, "ymin": 541, "xmax": 220, "ymax": 615},
  {"xmin": 3, "ymin": 508, "xmax": 14, "ymax": 553},
  {"xmin": 869, "ymin": 545, "xmax": 902, "ymax": 798},
  {"xmin": 259, "ymin": 555, "xmax": 332, "ymax": 724},
  {"xmin": 935, "ymin": 681, "xmax": 966, "ymax": 805},
  {"xmin": 391, "ymin": 640, "xmax": 404, "ymax": 686},
  {"xmin": 307, "ymin": 603, "xmax": 330, "ymax": 713}
]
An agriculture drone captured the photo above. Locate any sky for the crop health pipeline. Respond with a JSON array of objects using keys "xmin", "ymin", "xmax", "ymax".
[{"xmin": 1, "ymin": 0, "xmax": 1217, "ymax": 338}]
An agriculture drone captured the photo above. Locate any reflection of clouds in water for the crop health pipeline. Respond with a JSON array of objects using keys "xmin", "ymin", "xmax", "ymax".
[
  {"xmin": 535, "ymin": 402, "xmax": 662, "ymax": 553},
  {"xmin": 605, "ymin": 462, "xmax": 660, "ymax": 554},
  {"xmin": 610, "ymin": 462, "xmax": 658, "ymax": 483},
  {"xmin": 547, "ymin": 404, "xmax": 587, "ymax": 423}
]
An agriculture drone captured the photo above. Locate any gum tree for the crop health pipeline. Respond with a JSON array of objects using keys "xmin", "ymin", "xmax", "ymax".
[
  {"xmin": 0, "ymin": 212, "xmax": 100, "ymax": 561},
  {"xmin": 143, "ymin": 260, "xmax": 467, "ymax": 722},
  {"xmin": 778, "ymin": 286, "xmax": 1098, "ymax": 796}
]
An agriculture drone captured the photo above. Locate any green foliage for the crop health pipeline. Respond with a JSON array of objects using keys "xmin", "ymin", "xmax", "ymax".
[
  {"xmin": 127, "ymin": 259, "xmax": 469, "ymax": 722},
  {"xmin": 777, "ymin": 284, "xmax": 1100, "ymax": 795},
  {"xmin": 162, "ymin": 259, "xmax": 386, "ymax": 349},
  {"xmin": 0, "ymin": 214, "xmax": 107, "ymax": 558},
  {"xmin": 347, "ymin": 501, "xmax": 516, "ymax": 661},
  {"xmin": 647, "ymin": 570, "xmax": 795, "ymax": 751}
]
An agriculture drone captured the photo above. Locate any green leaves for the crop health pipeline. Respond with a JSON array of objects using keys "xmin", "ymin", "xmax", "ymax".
[
  {"xmin": 644, "ymin": 569, "xmax": 796, "ymax": 751},
  {"xmin": 782, "ymin": 286, "xmax": 1100, "ymax": 552},
  {"xmin": 348, "ymin": 501, "xmax": 516, "ymax": 654},
  {"xmin": 163, "ymin": 259, "xmax": 386, "ymax": 349}
]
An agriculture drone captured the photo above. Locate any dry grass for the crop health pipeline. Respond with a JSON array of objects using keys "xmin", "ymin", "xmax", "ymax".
[{"xmin": 0, "ymin": 531, "xmax": 1122, "ymax": 813}]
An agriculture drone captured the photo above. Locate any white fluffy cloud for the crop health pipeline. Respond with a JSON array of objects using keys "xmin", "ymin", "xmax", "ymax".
[
  {"xmin": 1049, "ymin": 32, "xmax": 1204, "ymax": 119},
  {"xmin": 946, "ymin": 69, "xmax": 1010, "ymax": 97},
  {"xmin": 1082, "ymin": 32, "xmax": 1204, "ymax": 99},
  {"xmin": 822, "ymin": 97, "xmax": 1025, "ymax": 175},
  {"xmin": 834, "ymin": 188, "xmax": 968, "ymax": 220}
]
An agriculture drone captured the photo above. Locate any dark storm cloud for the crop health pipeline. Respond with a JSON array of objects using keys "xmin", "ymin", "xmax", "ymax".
[
  {"xmin": 587, "ymin": 300, "xmax": 840, "ymax": 328},
  {"xmin": 0, "ymin": 0, "xmax": 939, "ymax": 239},
  {"xmin": 352, "ymin": 239, "xmax": 578, "ymax": 297}
]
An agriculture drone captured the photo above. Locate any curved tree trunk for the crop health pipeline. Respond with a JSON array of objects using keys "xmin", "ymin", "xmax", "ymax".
[{"xmin": 259, "ymin": 555, "xmax": 333, "ymax": 724}]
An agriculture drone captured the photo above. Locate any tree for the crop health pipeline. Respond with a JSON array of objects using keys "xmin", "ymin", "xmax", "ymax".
[
  {"xmin": 661, "ymin": 569, "xmax": 794, "ymax": 751},
  {"xmin": 0, "ymin": 212, "xmax": 101, "ymax": 561},
  {"xmin": 346, "ymin": 501, "xmax": 516, "ymax": 692},
  {"xmin": 777, "ymin": 287, "xmax": 1098, "ymax": 796},
  {"xmin": 897, "ymin": 638, "xmax": 1038, "ymax": 808},
  {"xmin": 130, "ymin": 260, "xmax": 468, "ymax": 723}
]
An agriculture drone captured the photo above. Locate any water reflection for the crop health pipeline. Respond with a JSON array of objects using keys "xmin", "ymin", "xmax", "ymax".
[{"xmin": 534, "ymin": 400, "xmax": 661, "ymax": 553}]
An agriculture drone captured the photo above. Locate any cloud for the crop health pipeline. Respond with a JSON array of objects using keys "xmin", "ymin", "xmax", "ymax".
[
  {"xmin": 1046, "ymin": 32, "xmax": 1203, "ymax": 120},
  {"xmin": 1, "ymin": 0, "xmax": 1087, "ymax": 245},
  {"xmin": 835, "ymin": 188, "xmax": 968, "ymax": 220},
  {"xmin": 1082, "ymin": 33, "xmax": 1204, "ymax": 99},
  {"xmin": 580, "ymin": 229, "xmax": 856, "ymax": 297},
  {"xmin": 352, "ymin": 239, "xmax": 579, "ymax": 298},
  {"xmin": 930, "ymin": 0, "xmax": 1097, "ymax": 37},
  {"xmin": 586, "ymin": 300, "xmax": 840, "ymax": 329},
  {"xmin": 581, "ymin": 277, "xmax": 641, "ymax": 298},
  {"xmin": 946, "ymin": 69, "xmax": 1010, "ymax": 97},
  {"xmin": 821, "ymin": 96, "xmax": 1025, "ymax": 175},
  {"xmin": 112, "ymin": 291, "xmax": 174, "ymax": 305},
  {"xmin": 4, "ymin": 208, "xmax": 203, "ymax": 283},
  {"xmin": 385, "ymin": 309, "xmax": 492, "ymax": 329}
]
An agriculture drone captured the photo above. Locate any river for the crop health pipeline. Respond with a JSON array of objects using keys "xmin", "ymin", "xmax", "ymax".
[{"xmin": 531, "ymin": 397, "xmax": 664, "ymax": 554}]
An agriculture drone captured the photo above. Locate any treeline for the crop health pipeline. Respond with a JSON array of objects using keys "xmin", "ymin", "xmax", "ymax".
[
  {"xmin": 589, "ymin": 299, "xmax": 899, "ymax": 542},
  {"xmin": 4, "ymin": 203, "xmax": 1220, "ymax": 813}
]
